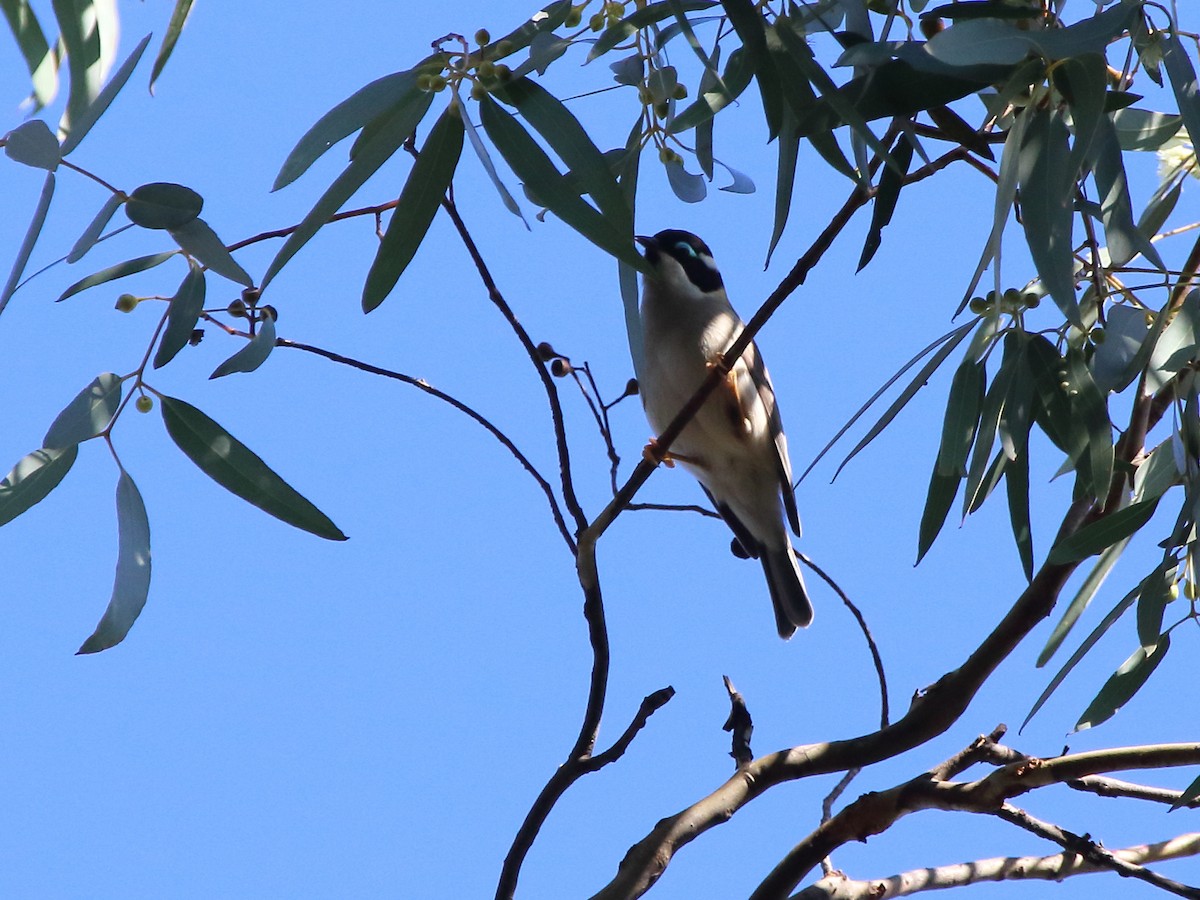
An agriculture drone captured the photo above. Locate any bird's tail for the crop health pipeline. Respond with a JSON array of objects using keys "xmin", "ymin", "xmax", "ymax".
[{"xmin": 762, "ymin": 543, "xmax": 814, "ymax": 639}]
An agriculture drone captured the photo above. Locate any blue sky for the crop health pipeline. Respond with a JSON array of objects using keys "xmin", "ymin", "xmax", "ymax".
[{"xmin": 2, "ymin": 2, "xmax": 1198, "ymax": 898}]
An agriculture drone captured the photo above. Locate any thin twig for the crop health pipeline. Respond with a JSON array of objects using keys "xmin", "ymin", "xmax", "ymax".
[
  {"xmin": 274, "ymin": 338, "xmax": 576, "ymax": 551},
  {"xmin": 995, "ymin": 804, "xmax": 1200, "ymax": 899}
]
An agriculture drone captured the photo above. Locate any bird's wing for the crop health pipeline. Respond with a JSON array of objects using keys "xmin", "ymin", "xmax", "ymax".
[
  {"xmin": 699, "ymin": 484, "xmax": 762, "ymax": 559},
  {"xmin": 745, "ymin": 341, "xmax": 803, "ymax": 538}
]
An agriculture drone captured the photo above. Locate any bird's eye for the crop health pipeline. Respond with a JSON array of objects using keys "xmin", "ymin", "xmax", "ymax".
[{"xmin": 674, "ymin": 242, "xmax": 698, "ymax": 259}]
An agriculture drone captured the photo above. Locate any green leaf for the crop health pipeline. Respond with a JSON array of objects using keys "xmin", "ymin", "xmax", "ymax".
[
  {"xmin": 1038, "ymin": 534, "xmax": 1132, "ymax": 666},
  {"xmin": 488, "ymin": 0, "xmax": 574, "ymax": 61},
  {"xmin": 479, "ymin": 95, "xmax": 645, "ymax": 271},
  {"xmin": 964, "ymin": 341, "xmax": 1017, "ymax": 515},
  {"xmin": 1075, "ymin": 635, "xmax": 1169, "ymax": 731},
  {"xmin": 587, "ymin": 0, "xmax": 716, "ymax": 61},
  {"xmin": 801, "ymin": 323, "xmax": 975, "ymax": 484},
  {"xmin": 362, "ymin": 102, "xmax": 463, "ymax": 313},
  {"xmin": 1110, "ymin": 107, "xmax": 1182, "ymax": 151},
  {"xmin": 77, "ymin": 471, "xmax": 152, "ymax": 654},
  {"xmin": 169, "ymin": 217, "xmax": 253, "ymax": 286},
  {"xmin": 967, "ymin": 450, "xmax": 1008, "ymax": 515},
  {"xmin": 1132, "ymin": 440, "xmax": 1181, "ymax": 502},
  {"xmin": 43, "ymin": 372, "xmax": 122, "ymax": 448},
  {"xmin": 917, "ymin": 466, "xmax": 961, "ymax": 564},
  {"xmin": 834, "ymin": 323, "xmax": 974, "ymax": 480},
  {"xmin": 56, "ymin": 250, "xmax": 177, "ymax": 301},
  {"xmin": 720, "ymin": 0, "xmax": 782, "ymax": 138},
  {"xmin": 159, "ymin": 395, "xmax": 347, "ymax": 541},
  {"xmin": 52, "ymin": 0, "xmax": 105, "ymax": 142},
  {"xmin": 209, "ymin": 315, "xmax": 276, "ymax": 379},
  {"xmin": 936, "ymin": 357, "xmax": 985, "ymax": 477},
  {"xmin": 4, "ymin": 118, "xmax": 60, "ymax": 169},
  {"xmin": 670, "ymin": 47, "xmax": 753, "ymax": 133},
  {"xmin": 1086, "ymin": 111, "xmax": 1165, "ymax": 270},
  {"xmin": 262, "ymin": 87, "xmax": 434, "ymax": 289},
  {"xmin": 273, "ymin": 69, "xmax": 420, "ymax": 191},
  {"xmin": 459, "ymin": 100, "xmax": 526, "ymax": 224},
  {"xmin": 1162, "ymin": 30, "xmax": 1200, "ymax": 160},
  {"xmin": 0, "ymin": 170, "xmax": 54, "ymax": 315},
  {"xmin": 1023, "ymin": 574, "xmax": 1143, "ymax": 729},
  {"xmin": 1136, "ymin": 562, "xmax": 1174, "ymax": 652},
  {"xmin": 153, "ymin": 263, "xmax": 206, "ymax": 369},
  {"xmin": 66, "ymin": 192, "xmax": 125, "ymax": 263},
  {"xmin": 149, "ymin": 0, "xmax": 195, "ymax": 94},
  {"xmin": 765, "ymin": 110, "xmax": 800, "ymax": 268},
  {"xmin": 1, "ymin": 0, "xmax": 58, "ymax": 109},
  {"xmin": 775, "ymin": 18, "xmax": 898, "ymax": 177},
  {"xmin": 1059, "ymin": 54, "xmax": 1107, "ymax": 175},
  {"xmin": 495, "ymin": 78, "xmax": 632, "ymax": 229},
  {"xmin": 858, "ymin": 133, "xmax": 914, "ymax": 271},
  {"xmin": 1138, "ymin": 178, "xmax": 1182, "ymax": 243},
  {"xmin": 959, "ymin": 75, "xmax": 1035, "ymax": 314},
  {"xmin": 1005, "ymin": 441, "xmax": 1033, "ymax": 579},
  {"xmin": 60, "ymin": 32, "xmax": 152, "ymax": 155},
  {"xmin": 0, "ymin": 445, "xmax": 78, "ymax": 527},
  {"xmin": 1091, "ymin": 304, "xmax": 1151, "ymax": 393},
  {"xmin": 1018, "ymin": 107, "xmax": 1082, "ymax": 329},
  {"xmin": 1065, "ymin": 347, "xmax": 1113, "ymax": 502},
  {"xmin": 1047, "ymin": 498, "xmax": 1160, "ymax": 565},
  {"xmin": 125, "ymin": 181, "xmax": 203, "ymax": 230},
  {"xmin": 1027, "ymin": 334, "xmax": 1078, "ymax": 457}
]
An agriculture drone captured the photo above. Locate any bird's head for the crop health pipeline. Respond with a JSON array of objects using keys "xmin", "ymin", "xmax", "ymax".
[{"xmin": 635, "ymin": 229, "xmax": 724, "ymax": 297}]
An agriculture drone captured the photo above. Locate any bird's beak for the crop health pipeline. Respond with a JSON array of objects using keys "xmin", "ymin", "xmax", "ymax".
[{"xmin": 635, "ymin": 235, "xmax": 656, "ymax": 262}]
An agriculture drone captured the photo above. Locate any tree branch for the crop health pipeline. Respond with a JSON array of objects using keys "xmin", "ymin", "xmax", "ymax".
[{"xmin": 796, "ymin": 832, "xmax": 1200, "ymax": 899}]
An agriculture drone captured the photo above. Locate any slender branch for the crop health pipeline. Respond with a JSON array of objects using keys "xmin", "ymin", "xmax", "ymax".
[
  {"xmin": 274, "ymin": 338, "xmax": 576, "ymax": 551},
  {"xmin": 994, "ymin": 804, "xmax": 1200, "ymax": 899},
  {"xmin": 799, "ymin": 551, "xmax": 889, "ymax": 729},
  {"xmin": 1069, "ymin": 774, "xmax": 1200, "ymax": 808},
  {"xmin": 421, "ymin": 145, "xmax": 591, "ymax": 535},
  {"xmin": 797, "ymin": 832, "xmax": 1200, "ymax": 899}
]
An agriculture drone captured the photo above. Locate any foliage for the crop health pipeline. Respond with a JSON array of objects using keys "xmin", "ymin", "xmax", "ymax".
[{"xmin": 4, "ymin": 0, "xmax": 1200, "ymax": 897}]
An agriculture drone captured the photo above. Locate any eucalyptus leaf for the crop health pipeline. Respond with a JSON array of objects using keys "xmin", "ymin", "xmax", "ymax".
[
  {"xmin": 917, "ymin": 467, "xmax": 961, "ymax": 564},
  {"xmin": 4, "ymin": 118, "xmax": 60, "ymax": 169},
  {"xmin": 56, "ymin": 250, "xmax": 177, "ymax": 302},
  {"xmin": 362, "ymin": 102, "xmax": 463, "ymax": 313},
  {"xmin": 1005, "ymin": 443, "xmax": 1033, "ymax": 579},
  {"xmin": 1038, "ymin": 535, "xmax": 1132, "ymax": 666},
  {"xmin": 262, "ymin": 87, "xmax": 435, "ymax": 289},
  {"xmin": 4, "ymin": 0, "xmax": 57, "ymax": 109},
  {"xmin": 0, "ymin": 445, "xmax": 78, "ymax": 528},
  {"xmin": 210, "ymin": 315, "xmax": 276, "ymax": 379},
  {"xmin": 0, "ymin": 171, "xmax": 54, "ymax": 316},
  {"xmin": 43, "ymin": 373, "xmax": 122, "ymax": 448},
  {"xmin": 1047, "ymin": 498, "xmax": 1160, "ymax": 565},
  {"xmin": 459, "ymin": 100, "xmax": 526, "ymax": 224},
  {"xmin": 126, "ymin": 182, "xmax": 203, "ymax": 230},
  {"xmin": 665, "ymin": 159, "xmax": 707, "ymax": 203},
  {"xmin": 936, "ymin": 357, "xmax": 985, "ymax": 477},
  {"xmin": 170, "ymin": 217, "xmax": 253, "ymax": 286},
  {"xmin": 1111, "ymin": 107, "xmax": 1182, "ymax": 151},
  {"xmin": 160, "ymin": 395, "xmax": 347, "ymax": 541},
  {"xmin": 60, "ymin": 32, "xmax": 151, "ymax": 155},
  {"xmin": 478, "ymin": 95, "xmax": 644, "ymax": 270},
  {"xmin": 1162, "ymin": 31, "xmax": 1200, "ymax": 159},
  {"xmin": 149, "ymin": 0, "xmax": 195, "ymax": 93},
  {"xmin": 273, "ymin": 70, "xmax": 421, "ymax": 191},
  {"xmin": 1018, "ymin": 107, "xmax": 1081, "ymax": 328},
  {"xmin": 1074, "ymin": 634, "xmax": 1169, "ymax": 732},
  {"xmin": 67, "ymin": 192, "xmax": 125, "ymax": 263},
  {"xmin": 77, "ymin": 470, "xmax": 152, "ymax": 654},
  {"xmin": 1023, "ymin": 575, "xmax": 1143, "ymax": 730},
  {"xmin": 153, "ymin": 263, "xmax": 206, "ymax": 369}
]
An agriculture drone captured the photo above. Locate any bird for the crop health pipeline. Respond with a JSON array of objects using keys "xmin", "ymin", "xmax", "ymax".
[{"xmin": 635, "ymin": 229, "xmax": 813, "ymax": 638}]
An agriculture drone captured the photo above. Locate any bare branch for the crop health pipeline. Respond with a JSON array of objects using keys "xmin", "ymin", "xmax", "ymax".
[
  {"xmin": 273, "ymin": 338, "xmax": 575, "ymax": 550},
  {"xmin": 796, "ymin": 832, "xmax": 1200, "ymax": 899},
  {"xmin": 994, "ymin": 805, "xmax": 1200, "ymax": 899},
  {"xmin": 1070, "ymin": 775, "xmax": 1200, "ymax": 808}
]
